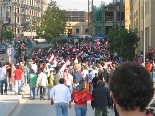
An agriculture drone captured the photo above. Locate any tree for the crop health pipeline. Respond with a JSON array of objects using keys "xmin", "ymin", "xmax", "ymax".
[
  {"xmin": 108, "ymin": 26, "xmax": 140, "ymax": 60},
  {"xmin": 3, "ymin": 29, "xmax": 14, "ymax": 41},
  {"xmin": 32, "ymin": 0, "xmax": 67, "ymax": 43}
]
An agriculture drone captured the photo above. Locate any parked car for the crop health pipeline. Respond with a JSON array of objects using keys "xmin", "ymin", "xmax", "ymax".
[{"xmin": 0, "ymin": 45, "xmax": 6, "ymax": 54}]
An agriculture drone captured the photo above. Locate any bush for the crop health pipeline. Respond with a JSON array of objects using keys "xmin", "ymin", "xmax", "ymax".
[
  {"xmin": 31, "ymin": 47, "xmax": 40, "ymax": 52},
  {"xmin": 57, "ymin": 39, "xmax": 67, "ymax": 46},
  {"xmin": 43, "ymin": 46, "xmax": 51, "ymax": 51}
]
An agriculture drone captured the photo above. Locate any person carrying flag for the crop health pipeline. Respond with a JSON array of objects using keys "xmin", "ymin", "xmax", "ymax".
[{"xmin": 72, "ymin": 77, "xmax": 94, "ymax": 116}]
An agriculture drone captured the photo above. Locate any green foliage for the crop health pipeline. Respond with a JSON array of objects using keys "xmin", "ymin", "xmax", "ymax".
[
  {"xmin": 43, "ymin": 46, "xmax": 51, "ymax": 51},
  {"xmin": 3, "ymin": 29, "xmax": 14, "ymax": 41},
  {"xmin": 31, "ymin": 47, "xmax": 41, "ymax": 52},
  {"xmin": 108, "ymin": 26, "xmax": 140, "ymax": 60},
  {"xmin": 57, "ymin": 39, "xmax": 67, "ymax": 46},
  {"xmin": 32, "ymin": 0, "xmax": 67, "ymax": 43}
]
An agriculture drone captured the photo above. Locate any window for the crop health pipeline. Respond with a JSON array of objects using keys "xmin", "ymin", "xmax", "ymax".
[
  {"xmin": 85, "ymin": 29, "xmax": 88, "ymax": 33},
  {"xmin": 76, "ymin": 29, "xmax": 79, "ymax": 34},
  {"xmin": 17, "ymin": 17, "xmax": 19, "ymax": 23}
]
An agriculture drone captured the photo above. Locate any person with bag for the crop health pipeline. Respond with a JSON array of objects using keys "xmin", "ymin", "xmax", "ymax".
[
  {"xmin": 47, "ymin": 70, "xmax": 54, "ymax": 100},
  {"xmin": 37, "ymin": 68, "xmax": 48, "ymax": 100},
  {"xmin": 29, "ymin": 69, "xmax": 37, "ymax": 100}
]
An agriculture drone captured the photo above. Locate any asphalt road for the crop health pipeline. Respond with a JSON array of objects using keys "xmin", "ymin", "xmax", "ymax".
[
  {"xmin": 0, "ymin": 53, "xmax": 9, "ymax": 62},
  {"xmin": 11, "ymin": 88, "xmax": 115, "ymax": 116}
]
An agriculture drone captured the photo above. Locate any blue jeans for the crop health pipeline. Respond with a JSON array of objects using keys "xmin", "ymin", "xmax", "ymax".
[
  {"xmin": 66, "ymin": 84, "xmax": 72, "ymax": 93},
  {"xmin": 15, "ymin": 80, "xmax": 22, "ymax": 94},
  {"xmin": 30, "ymin": 85, "xmax": 36, "ymax": 99},
  {"xmin": 75, "ymin": 105, "xmax": 87, "ymax": 116},
  {"xmin": 0, "ymin": 79, "xmax": 7, "ymax": 95},
  {"xmin": 40, "ymin": 86, "xmax": 46, "ymax": 99},
  {"xmin": 24, "ymin": 75, "xmax": 27, "ymax": 85},
  {"xmin": 55, "ymin": 102, "xmax": 68, "ymax": 116},
  {"xmin": 7, "ymin": 77, "xmax": 12, "ymax": 91},
  {"xmin": 47, "ymin": 87, "xmax": 52, "ymax": 100}
]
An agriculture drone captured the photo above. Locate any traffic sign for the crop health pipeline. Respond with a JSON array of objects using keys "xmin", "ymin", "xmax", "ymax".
[{"xmin": 6, "ymin": 47, "xmax": 15, "ymax": 60}]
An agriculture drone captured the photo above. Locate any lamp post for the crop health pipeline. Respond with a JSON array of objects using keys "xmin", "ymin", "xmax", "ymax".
[
  {"xmin": 143, "ymin": 0, "xmax": 145, "ymax": 66},
  {"xmin": 15, "ymin": 7, "xmax": 17, "ymax": 40}
]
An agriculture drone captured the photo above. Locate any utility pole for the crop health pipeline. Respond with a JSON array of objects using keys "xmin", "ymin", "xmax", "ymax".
[
  {"xmin": 143, "ymin": 0, "xmax": 145, "ymax": 66},
  {"xmin": 15, "ymin": 7, "xmax": 17, "ymax": 40}
]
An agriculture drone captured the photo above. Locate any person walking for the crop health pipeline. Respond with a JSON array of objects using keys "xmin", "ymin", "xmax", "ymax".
[
  {"xmin": 54, "ymin": 67, "xmax": 60, "ymax": 86},
  {"xmin": 91, "ymin": 80, "xmax": 112, "ymax": 116},
  {"xmin": 47, "ymin": 70, "xmax": 54, "ymax": 100},
  {"xmin": 50, "ymin": 78, "xmax": 71, "ymax": 116},
  {"xmin": 109, "ymin": 62, "xmax": 154, "ymax": 116},
  {"xmin": 72, "ymin": 79, "xmax": 94, "ymax": 116},
  {"xmin": 13, "ymin": 63, "xmax": 23, "ymax": 95},
  {"xmin": 29, "ymin": 69, "xmax": 37, "ymax": 100},
  {"xmin": 37, "ymin": 68, "xmax": 48, "ymax": 100},
  {"xmin": 6, "ymin": 64, "xmax": 12, "ymax": 91},
  {"xmin": 24, "ymin": 63, "xmax": 30, "ymax": 86},
  {"xmin": 0, "ymin": 64, "xmax": 7, "ymax": 95},
  {"xmin": 72, "ymin": 64, "xmax": 82, "ymax": 88}
]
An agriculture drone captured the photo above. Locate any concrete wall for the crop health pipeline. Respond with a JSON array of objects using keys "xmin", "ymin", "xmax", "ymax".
[{"xmin": 130, "ymin": 0, "xmax": 155, "ymax": 52}]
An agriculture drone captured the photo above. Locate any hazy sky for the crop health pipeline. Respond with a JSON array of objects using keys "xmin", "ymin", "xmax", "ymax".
[{"xmin": 47, "ymin": 0, "xmax": 113, "ymax": 11}]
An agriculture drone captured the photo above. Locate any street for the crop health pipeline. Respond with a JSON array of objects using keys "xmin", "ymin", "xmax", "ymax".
[
  {"xmin": 11, "ymin": 88, "xmax": 115, "ymax": 116},
  {"xmin": 0, "ymin": 53, "xmax": 9, "ymax": 62}
]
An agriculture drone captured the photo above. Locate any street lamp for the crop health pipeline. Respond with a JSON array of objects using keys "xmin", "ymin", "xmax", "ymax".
[{"xmin": 143, "ymin": 0, "xmax": 145, "ymax": 66}]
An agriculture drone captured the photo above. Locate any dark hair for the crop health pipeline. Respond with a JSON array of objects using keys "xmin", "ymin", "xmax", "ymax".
[
  {"xmin": 59, "ymin": 78, "xmax": 64, "ymax": 84},
  {"xmin": 16, "ymin": 65, "xmax": 20, "ymax": 69},
  {"xmin": 79, "ymin": 80, "xmax": 85, "ymax": 85},
  {"xmin": 109, "ymin": 62, "xmax": 154, "ymax": 112}
]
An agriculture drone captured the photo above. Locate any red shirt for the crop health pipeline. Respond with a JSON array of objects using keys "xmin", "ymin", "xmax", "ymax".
[{"xmin": 14, "ymin": 69, "xmax": 23, "ymax": 80}]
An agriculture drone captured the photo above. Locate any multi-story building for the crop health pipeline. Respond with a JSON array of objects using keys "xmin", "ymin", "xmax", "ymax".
[
  {"xmin": 129, "ymin": 0, "xmax": 155, "ymax": 52},
  {"xmin": 105, "ymin": 0, "xmax": 125, "ymax": 34},
  {"xmin": 125, "ymin": 0, "xmax": 130, "ymax": 30},
  {"xmin": 65, "ymin": 10, "xmax": 88, "ymax": 38},
  {"xmin": 0, "ymin": 0, "xmax": 47, "ymax": 40}
]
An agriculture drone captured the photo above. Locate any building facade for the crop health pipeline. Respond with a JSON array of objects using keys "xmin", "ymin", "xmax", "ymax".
[
  {"xmin": 129, "ymin": 0, "xmax": 155, "ymax": 52},
  {"xmin": 125, "ymin": 0, "xmax": 130, "ymax": 30},
  {"xmin": 0, "ymin": 0, "xmax": 47, "ymax": 40},
  {"xmin": 65, "ymin": 10, "xmax": 88, "ymax": 38}
]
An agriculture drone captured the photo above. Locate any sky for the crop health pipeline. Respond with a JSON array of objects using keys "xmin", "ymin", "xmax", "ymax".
[{"xmin": 47, "ymin": 0, "xmax": 113, "ymax": 11}]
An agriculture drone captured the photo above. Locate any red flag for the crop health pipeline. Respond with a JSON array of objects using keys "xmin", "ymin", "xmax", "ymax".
[
  {"xmin": 74, "ymin": 56, "xmax": 78, "ymax": 64},
  {"xmin": 49, "ymin": 53, "xmax": 54, "ymax": 63},
  {"xmin": 10, "ymin": 64, "xmax": 15, "ymax": 85},
  {"xmin": 72, "ymin": 77, "xmax": 94, "ymax": 104},
  {"xmin": 77, "ymin": 51, "xmax": 84, "ymax": 57}
]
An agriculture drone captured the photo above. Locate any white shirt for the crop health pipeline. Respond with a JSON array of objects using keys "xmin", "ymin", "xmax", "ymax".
[
  {"xmin": 50, "ymin": 84, "xmax": 71, "ymax": 103},
  {"xmin": 66, "ymin": 73, "xmax": 73, "ymax": 85},
  {"xmin": 31, "ymin": 64, "xmax": 38, "ymax": 73},
  {"xmin": 37, "ymin": 72, "xmax": 48, "ymax": 86},
  {"xmin": 0, "ymin": 67, "xmax": 6, "ymax": 80}
]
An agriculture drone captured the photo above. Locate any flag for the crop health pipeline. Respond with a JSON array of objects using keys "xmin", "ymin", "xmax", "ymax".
[
  {"xmin": 74, "ymin": 56, "xmax": 78, "ymax": 64},
  {"xmin": 72, "ymin": 77, "xmax": 94, "ymax": 104},
  {"xmin": 53, "ymin": 57, "xmax": 57, "ymax": 67},
  {"xmin": 72, "ymin": 48, "xmax": 79, "ymax": 53},
  {"xmin": 9, "ymin": 54, "xmax": 11, "ymax": 63},
  {"xmin": 10, "ymin": 64, "xmax": 15, "ymax": 85},
  {"xmin": 49, "ymin": 53, "xmax": 54, "ymax": 63},
  {"xmin": 77, "ymin": 51, "xmax": 84, "ymax": 57}
]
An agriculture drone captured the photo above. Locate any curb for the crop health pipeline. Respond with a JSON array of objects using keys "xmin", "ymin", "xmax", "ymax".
[{"xmin": 3, "ymin": 85, "xmax": 29, "ymax": 116}]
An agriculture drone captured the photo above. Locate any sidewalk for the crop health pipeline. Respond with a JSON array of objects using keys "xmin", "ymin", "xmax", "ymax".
[{"xmin": 0, "ymin": 85, "xmax": 29, "ymax": 116}]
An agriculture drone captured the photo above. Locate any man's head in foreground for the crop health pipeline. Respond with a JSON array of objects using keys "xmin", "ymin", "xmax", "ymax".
[{"xmin": 109, "ymin": 62, "xmax": 154, "ymax": 116}]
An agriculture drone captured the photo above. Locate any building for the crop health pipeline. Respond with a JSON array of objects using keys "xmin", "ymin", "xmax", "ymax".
[
  {"xmin": 0, "ymin": 0, "xmax": 47, "ymax": 40},
  {"xmin": 65, "ymin": 10, "xmax": 88, "ymax": 38},
  {"xmin": 105, "ymin": 0, "xmax": 125, "ymax": 34},
  {"xmin": 92, "ymin": 0, "xmax": 125, "ymax": 35},
  {"xmin": 129, "ymin": 0, "xmax": 155, "ymax": 52},
  {"xmin": 125, "ymin": 0, "xmax": 130, "ymax": 30}
]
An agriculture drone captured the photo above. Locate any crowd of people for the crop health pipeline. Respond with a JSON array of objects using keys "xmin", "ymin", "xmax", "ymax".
[{"xmin": 0, "ymin": 38, "xmax": 154, "ymax": 116}]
